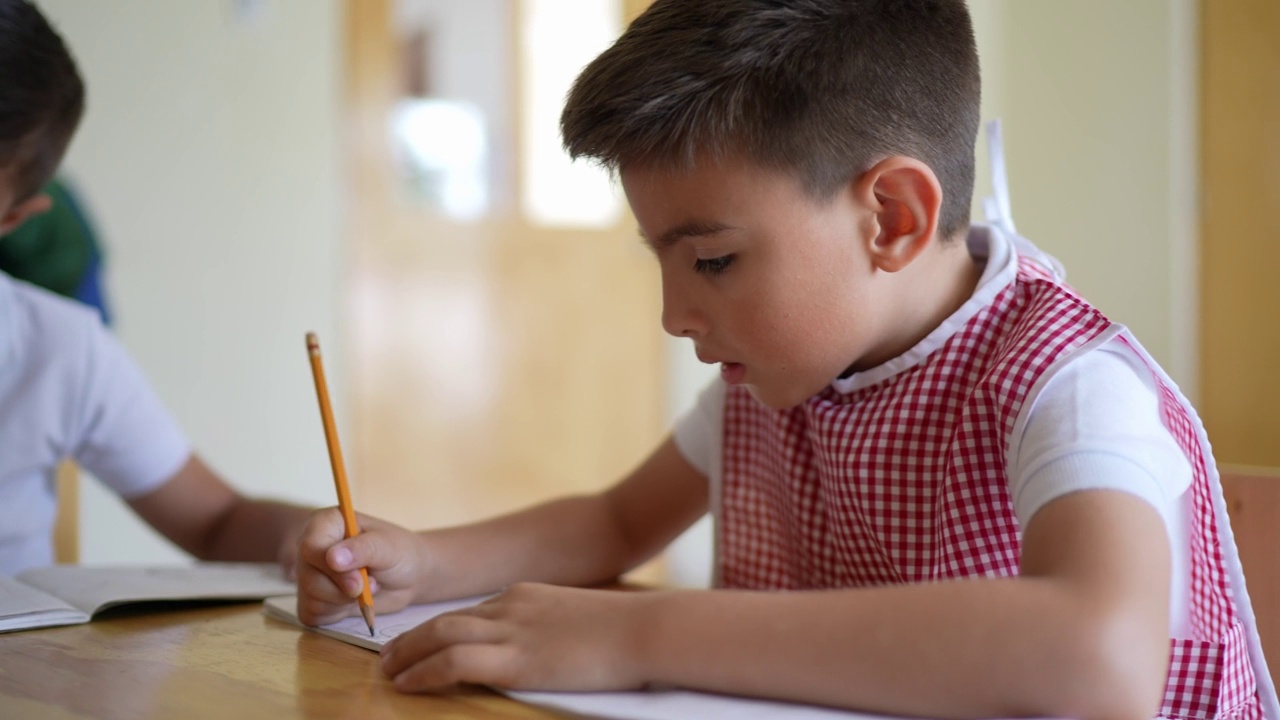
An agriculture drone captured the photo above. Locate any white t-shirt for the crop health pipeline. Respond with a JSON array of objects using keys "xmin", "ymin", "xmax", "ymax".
[
  {"xmin": 672, "ymin": 227, "xmax": 1194, "ymax": 636},
  {"xmin": 0, "ymin": 273, "xmax": 189, "ymax": 576}
]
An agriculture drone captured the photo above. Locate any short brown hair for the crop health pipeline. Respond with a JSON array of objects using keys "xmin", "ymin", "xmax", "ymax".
[
  {"xmin": 0, "ymin": 0, "xmax": 84, "ymax": 204},
  {"xmin": 561, "ymin": 0, "xmax": 980, "ymax": 239}
]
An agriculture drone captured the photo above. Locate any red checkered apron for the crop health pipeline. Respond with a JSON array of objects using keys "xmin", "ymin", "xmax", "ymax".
[{"xmin": 717, "ymin": 255, "xmax": 1271, "ymax": 719}]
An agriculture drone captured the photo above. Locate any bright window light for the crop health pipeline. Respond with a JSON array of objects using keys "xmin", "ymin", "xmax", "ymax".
[
  {"xmin": 391, "ymin": 98, "xmax": 490, "ymax": 221},
  {"xmin": 520, "ymin": 0, "xmax": 624, "ymax": 228}
]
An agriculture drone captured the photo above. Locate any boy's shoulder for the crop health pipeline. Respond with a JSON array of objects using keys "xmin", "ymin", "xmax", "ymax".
[
  {"xmin": 2, "ymin": 269, "xmax": 102, "ymax": 326},
  {"xmin": 0, "ymin": 270, "xmax": 105, "ymax": 368}
]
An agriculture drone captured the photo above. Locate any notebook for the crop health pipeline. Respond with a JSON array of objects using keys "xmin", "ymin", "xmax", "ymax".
[
  {"xmin": 0, "ymin": 562, "xmax": 294, "ymax": 633},
  {"xmin": 262, "ymin": 593, "xmax": 906, "ymax": 720}
]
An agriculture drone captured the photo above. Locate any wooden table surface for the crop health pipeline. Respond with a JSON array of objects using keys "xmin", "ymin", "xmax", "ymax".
[{"xmin": 0, "ymin": 602, "xmax": 578, "ymax": 720}]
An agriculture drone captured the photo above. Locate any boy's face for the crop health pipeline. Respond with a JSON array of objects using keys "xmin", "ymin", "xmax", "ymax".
[{"xmin": 623, "ymin": 155, "xmax": 902, "ymax": 409}]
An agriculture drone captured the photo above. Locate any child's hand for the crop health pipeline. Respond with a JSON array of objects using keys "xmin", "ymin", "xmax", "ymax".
[
  {"xmin": 379, "ymin": 583, "xmax": 650, "ymax": 693},
  {"xmin": 295, "ymin": 507, "xmax": 424, "ymax": 626}
]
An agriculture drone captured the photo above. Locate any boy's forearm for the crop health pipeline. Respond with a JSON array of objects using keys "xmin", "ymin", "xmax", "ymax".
[
  {"xmin": 412, "ymin": 494, "xmax": 640, "ymax": 601},
  {"xmin": 631, "ymin": 580, "xmax": 1164, "ymax": 720},
  {"xmin": 629, "ymin": 492, "xmax": 1171, "ymax": 719},
  {"xmin": 411, "ymin": 436, "xmax": 707, "ymax": 602},
  {"xmin": 201, "ymin": 499, "xmax": 312, "ymax": 562}
]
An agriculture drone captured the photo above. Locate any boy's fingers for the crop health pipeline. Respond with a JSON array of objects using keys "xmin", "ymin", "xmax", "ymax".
[
  {"xmin": 381, "ymin": 613, "xmax": 503, "ymax": 675},
  {"xmin": 298, "ymin": 508, "xmax": 347, "ymax": 563},
  {"xmin": 389, "ymin": 644, "xmax": 516, "ymax": 693},
  {"xmin": 295, "ymin": 564, "xmax": 359, "ymax": 626},
  {"xmin": 296, "ymin": 592, "xmax": 356, "ymax": 627},
  {"xmin": 297, "ymin": 560, "xmax": 351, "ymax": 603},
  {"xmin": 325, "ymin": 531, "xmax": 401, "ymax": 574}
]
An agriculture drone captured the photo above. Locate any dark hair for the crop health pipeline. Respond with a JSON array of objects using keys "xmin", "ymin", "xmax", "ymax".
[
  {"xmin": 0, "ymin": 0, "xmax": 84, "ymax": 203},
  {"xmin": 561, "ymin": 0, "xmax": 980, "ymax": 239}
]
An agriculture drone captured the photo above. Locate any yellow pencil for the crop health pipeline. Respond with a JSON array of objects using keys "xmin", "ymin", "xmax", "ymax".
[{"xmin": 305, "ymin": 331, "xmax": 376, "ymax": 637}]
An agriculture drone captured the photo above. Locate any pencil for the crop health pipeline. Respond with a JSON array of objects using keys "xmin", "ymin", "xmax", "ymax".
[{"xmin": 305, "ymin": 331, "xmax": 376, "ymax": 637}]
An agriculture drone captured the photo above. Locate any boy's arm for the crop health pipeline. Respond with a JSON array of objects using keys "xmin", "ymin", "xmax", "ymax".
[
  {"xmin": 409, "ymin": 434, "xmax": 709, "ymax": 599},
  {"xmin": 627, "ymin": 488, "xmax": 1170, "ymax": 719},
  {"xmin": 297, "ymin": 435, "xmax": 708, "ymax": 623},
  {"xmin": 383, "ymin": 488, "xmax": 1170, "ymax": 720},
  {"xmin": 127, "ymin": 454, "xmax": 312, "ymax": 567}
]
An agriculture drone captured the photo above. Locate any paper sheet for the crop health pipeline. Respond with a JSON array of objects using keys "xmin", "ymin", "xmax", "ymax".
[
  {"xmin": 18, "ymin": 563, "xmax": 296, "ymax": 615},
  {"xmin": 0, "ymin": 574, "xmax": 86, "ymax": 632},
  {"xmin": 262, "ymin": 593, "xmax": 490, "ymax": 651}
]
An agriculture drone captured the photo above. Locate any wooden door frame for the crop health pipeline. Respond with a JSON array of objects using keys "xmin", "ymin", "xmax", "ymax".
[{"xmin": 1199, "ymin": 0, "xmax": 1280, "ymax": 470}]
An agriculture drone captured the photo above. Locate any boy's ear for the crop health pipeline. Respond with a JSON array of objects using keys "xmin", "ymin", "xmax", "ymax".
[
  {"xmin": 0, "ymin": 193, "xmax": 54, "ymax": 237},
  {"xmin": 852, "ymin": 156, "xmax": 942, "ymax": 273}
]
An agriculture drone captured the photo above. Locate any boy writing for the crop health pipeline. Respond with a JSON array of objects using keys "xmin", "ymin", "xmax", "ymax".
[
  {"xmin": 296, "ymin": 1, "xmax": 1275, "ymax": 718},
  {"xmin": 0, "ymin": 0, "xmax": 311, "ymax": 576}
]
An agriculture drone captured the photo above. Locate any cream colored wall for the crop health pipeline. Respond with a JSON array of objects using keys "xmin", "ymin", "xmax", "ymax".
[
  {"xmin": 972, "ymin": 0, "xmax": 1199, "ymax": 395},
  {"xmin": 37, "ymin": 0, "xmax": 345, "ymax": 563}
]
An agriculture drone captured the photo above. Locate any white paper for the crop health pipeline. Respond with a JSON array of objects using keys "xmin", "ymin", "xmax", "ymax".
[
  {"xmin": 510, "ymin": 689, "xmax": 893, "ymax": 720},
  {"xmin": 18, "ymin": 562, "xmax": 294, "ymax": 616},
  {"xmin": 262, "ymin": 593, "xmax": 491, "ymax": 651},
  {"xmin": 0, "ymin": 574, "xmax": 86, "ymax": 632},
  {"xmin": 0, "ymin": 562, "xmax": 295, "ymax": 633}
]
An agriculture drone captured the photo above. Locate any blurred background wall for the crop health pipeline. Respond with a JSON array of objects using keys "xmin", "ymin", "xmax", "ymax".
[{"xmin": 973, "ymin": 0, "xmax": 1200, "ymax": 395}]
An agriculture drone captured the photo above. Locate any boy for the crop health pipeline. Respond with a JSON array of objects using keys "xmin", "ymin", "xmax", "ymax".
[
  {"xmin": 296, "ymin": 1, "xmax": 1275, "ymax": 718},
  {"xmin": 0, "ymin": 0, "xmax": 311, "ymax": 576}
]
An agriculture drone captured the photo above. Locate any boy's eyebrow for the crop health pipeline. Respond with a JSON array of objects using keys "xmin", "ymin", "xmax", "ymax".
[{"xmin": 642, "ymin": 220, "xmax": 735, "ymax": 250}]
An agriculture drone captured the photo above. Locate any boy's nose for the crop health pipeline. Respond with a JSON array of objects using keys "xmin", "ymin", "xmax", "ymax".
[{"xmin": 661, "ymin": 280, "xmax": 707, "ymax": 339}]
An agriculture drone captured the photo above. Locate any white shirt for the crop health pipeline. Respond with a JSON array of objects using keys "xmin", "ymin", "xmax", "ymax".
[
  {"xmin": 672, "ymin": 226, "xmax": 1193, "ymax": 635},
  {"xmin": 0, "ymin": 273, "xmax": 189, "ymax": 576}
]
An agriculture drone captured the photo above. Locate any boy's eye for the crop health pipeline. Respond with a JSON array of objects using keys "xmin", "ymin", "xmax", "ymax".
[{"xmin": 693, "ymin": 255, "xmax": 735, "ymax": 276}]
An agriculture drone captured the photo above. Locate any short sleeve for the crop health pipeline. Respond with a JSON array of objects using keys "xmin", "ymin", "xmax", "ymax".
[
  {"xmin": 70, "ymin": 322, "xmax": 191, "ymax": 499},
  {"xmin": 1009, "ymin": 339, "xmax": 1193, "ymax": 528},
  {"xmin": 672, "ymin": 378, "xmax": 726, "ymax": 478}
]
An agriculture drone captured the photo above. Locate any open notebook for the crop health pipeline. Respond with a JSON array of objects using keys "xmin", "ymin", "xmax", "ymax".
[
  {"xmin": 263, "ymin": 594, "xmax": 908, "ymax": 720},
  {"xmin": 1, "ymin": 562, "xmax": 295, "ymax": 633}
]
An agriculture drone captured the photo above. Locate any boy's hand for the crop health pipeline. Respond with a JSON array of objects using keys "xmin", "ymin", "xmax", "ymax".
[
  {"xmin": 379, "ymin": 583, "xmax": 650, "ymax": 693},
  {"xmin": 295, "ymin": 507, "xmax": 425, "ymax": 626}
]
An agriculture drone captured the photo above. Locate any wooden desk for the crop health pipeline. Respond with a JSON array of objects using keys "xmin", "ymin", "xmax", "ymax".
[{"xmin": 0, "ymin": 603, "xmax": 572, "ymax": 720}]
